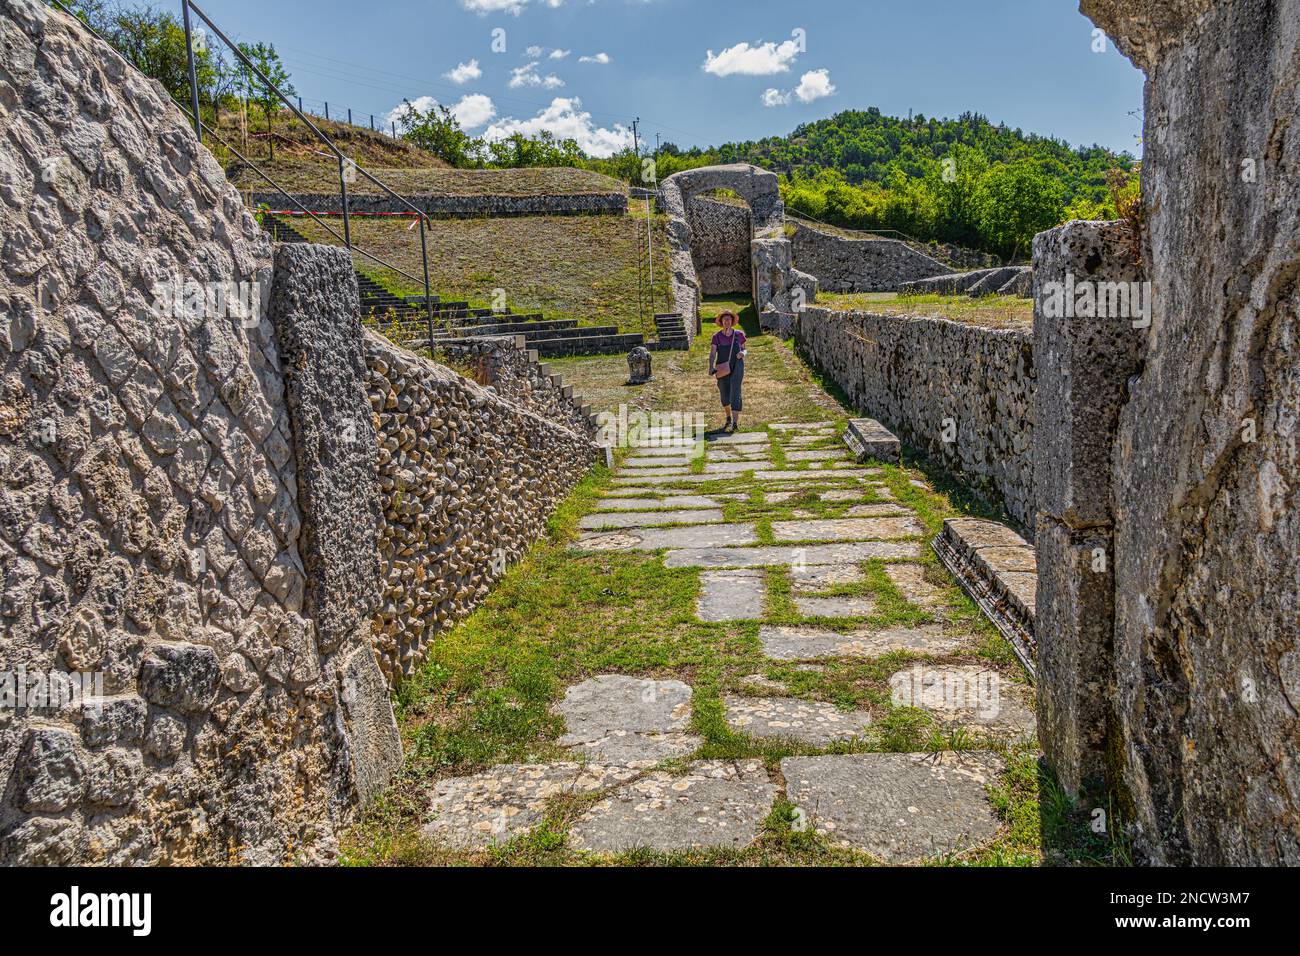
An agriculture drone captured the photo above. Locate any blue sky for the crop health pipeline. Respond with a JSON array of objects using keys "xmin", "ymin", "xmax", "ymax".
[{"xmin": 197, "ymin": 0, "xmax": 1144, "ymax": 157}]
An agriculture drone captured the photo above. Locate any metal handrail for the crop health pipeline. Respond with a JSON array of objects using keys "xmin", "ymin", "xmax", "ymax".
[
  {"xmin": 179, "ymin": 0, "xmax": 434, "ymax": 340},
  {"xmin": 44, "ymin": 0, "xmax": 439, "ymax": 343}
]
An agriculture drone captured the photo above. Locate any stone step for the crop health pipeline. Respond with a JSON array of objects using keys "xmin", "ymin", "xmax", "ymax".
[
  {"xmin": 843, "ymin": 418, "xmax": 901, "ymax": 464},
  {"xmin": 932, "ymin": 518, "xmax": 1037, "ymax": 678},
  {"xmin": 532, "ymin": 334, "xmax": 646, "ymax": 358}
]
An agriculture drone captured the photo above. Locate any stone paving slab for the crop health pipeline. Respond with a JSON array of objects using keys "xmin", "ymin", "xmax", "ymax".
[
  {"xmin": 781, "ymin": 752, "xmax": 1004, "ymax": 861},
  {"xmin": 568, "ymin": 760, "xmax": 778, "ymax": 854},
  {"xmin": 790, "ymin": 564, "xmax": 864, "ymax": 593},
  {"xmin": 423, "ymin": 762, "xmax": 641, "ymax": 849},
  {"xmin": 576, "ymin": 523, "xmax": 758, "ymax": 551},
  {"xmin": 626, "ymin": 444, "xmax": 704, "ymax": 457},
  {"xmin": 706, "ymin": 432, "xmax": 770, "ymax": 446},
  {"xmin": 755, "ymin": 469, "xmax": 876, "ymax": 481},
  {"xmin": 611, "ymin": 474, "xmax": 719, "ymax": 486},
  {"xmin": 596, "ymin": 495, "xmax": 719, "ymax": 511},
  {"xmin": 786, "ymin": 435, "xmax": 836, "ymax": 446},
  {"xmin": 888, "ymin": 664, "xmax": 1037, "ymax": 739},
  {"xmin": 883, "ymin": 563, "xmax": 948, "ymax": 609},
  {"xmin": 580, "ymin": 509, "xmax": 725, "ymax": 530},
  {"xmin": 771, "ymin": 516, "xmax": 926, "ymax": 542},
  {"xmin": 703, "ymin": 461, "xmax": 772, "ymax": 474},
  {"xmin": 697, "ymin": 569, "xmax": 767, "ymax": 622},
  {"xmin": 557, "ymin": 675, "xmax": 700, "ymax": 762},
  {"xmin": 623, "ymin": 456, "xmax": 698, "ymax": 468},
  {"xmin": 664, "ymin": 541, "xmax": 922, "ymax": 568},
  {"xmin": 844, "ymin": 503, "xmax": 911, "ymax": 518},
  {"xmin": 820, "ymin": 489, "xmax": 870, "ymax": 502},
  {"xmin": 758, "ymin": 624, "xmax": 963, "ymax": 660},
  {"xmin": 793, "ymin": 595, "xmax": 875, "ymax": 619},
  {"xmin": 707, "ymin": 447, "xmax": 772, "ymax": 459},
  {"xmin": 614, "ymin": 465, "xmax": 693, "ymax": 477},
  {"xmin": 723, "ymin": 695, "xmax": 871, "ymax": 745},
  {"xmin": 786, "ymin": 450, "xmax": 853, "ymax": 462}
]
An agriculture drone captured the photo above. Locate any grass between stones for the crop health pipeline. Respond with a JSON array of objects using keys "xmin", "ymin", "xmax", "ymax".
[{"xmin": 340, "ymin": 319, "xmax": 1124, "ymax": 867}]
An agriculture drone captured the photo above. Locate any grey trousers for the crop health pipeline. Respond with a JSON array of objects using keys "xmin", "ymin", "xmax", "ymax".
[{"xmin": 716, "ymin": 360, "xmax": 744, "ymax": 412}]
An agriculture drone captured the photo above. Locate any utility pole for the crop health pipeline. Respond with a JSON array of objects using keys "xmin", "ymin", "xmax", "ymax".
[{"xmin": 631, "ymin": 117, "xmax": 640, "ymax": 157}]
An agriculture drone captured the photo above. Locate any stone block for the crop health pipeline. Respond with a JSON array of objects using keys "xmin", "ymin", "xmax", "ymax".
[
  {"xmin": 138, "ymin": 642, "xmax": 222, "ymax": 714},
  {"xmin": 1033, "ymin": 515, "xmax": 1113, "ymax": 801},
  {"xmin": 339, "ymin": 642, "xmax": 403, "ymax": 805},
  {"xmin": 15, "ymin": 727, "xmax": 86, "ymax": 813},
  {"xmin": 1032, "ymin": 219, "xmax": 1145, "ymax": 528}
]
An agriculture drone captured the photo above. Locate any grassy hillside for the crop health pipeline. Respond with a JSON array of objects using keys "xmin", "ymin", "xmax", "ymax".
[
  {"xmin": 215, "ymin": 108, "xmax": 624, "ymax": 197},
  {"xmin": 290, "ymin": 206, "xmax": 671, "ymax": 336}
]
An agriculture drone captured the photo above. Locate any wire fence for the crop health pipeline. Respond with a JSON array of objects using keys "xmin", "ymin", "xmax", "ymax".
[{"xmin": 295, "ymin": 96, "xmax": 401, "ymax": 139}]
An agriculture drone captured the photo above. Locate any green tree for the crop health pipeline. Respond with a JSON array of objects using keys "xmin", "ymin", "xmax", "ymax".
[
  {"xmin": 975, "ymin": 161, "xmax": 1066, "ymax": 260},
  {"xmin": 102, "ymin": 5, "xmax": 215, "ymax": 109},
  {"xmin": 236, "ymin": 42, "xmax": 294, "ymax": 160},
  {"xmin": 396, "ymin": 100, "xmax": 478, "ymax": 167}
]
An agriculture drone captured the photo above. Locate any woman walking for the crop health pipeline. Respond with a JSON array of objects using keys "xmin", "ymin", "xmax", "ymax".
[{"xmin": 708, "ymin": 310, "xmax": 747, "ymax": 432}]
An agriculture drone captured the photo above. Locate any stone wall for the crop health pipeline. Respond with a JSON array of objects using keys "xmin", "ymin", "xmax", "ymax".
[
  {"xmin": 364, "ymin": 332, "xmax": 598, "ymax": 681},
  {"xmin": 687, "ymin": 197, "xmax": 751, "ymax": 295},
  {"xmin": 0, "ymin": 0, "xmax": 595, "ymax": 865},
  {"xmin": 0, "ymin": 0, "xmax": 383, "ymax": 864},
  {"xmin": 795, "ymin": 307, "xmax": 1035, "ymax": 530},
  {"xmin": 1052, "ymin": 0, "xmax": 1300, "ymax": 866},
  {"xmin": 247, "ymin": 191, "xmax": 627, "ymax": 220},
  {"xmin": 436, "ymin": 336, "xmax": 597, "ymax": 440},
  {"xmin": 791, "ymin": 223, "xmax": 952, "ymax": 292}
]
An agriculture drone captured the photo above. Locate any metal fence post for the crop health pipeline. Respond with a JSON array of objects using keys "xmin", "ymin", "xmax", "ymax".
[
  {"xmin": 419, "ymin": 215, "xmax": 434, "ymax": 347},
  {"xmin": 370, "ymin": 114, "xmax": 374, "ymax": 131},
  {"xmin": 181, "ymin": 1, "xmax": 203, "ymax": 143},
  {"xmin": 325, "ymin": 101, "xmax": 329, "ymax": 120},
  {"xmin": 348, "ymin": 108, "xmax": 352, "ymax": 125},
  {"xmin": 339, "ymin": 156, "xmax": 351, "ymax": 249}
]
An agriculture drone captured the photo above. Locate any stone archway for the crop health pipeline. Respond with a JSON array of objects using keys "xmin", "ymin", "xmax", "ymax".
[{"xmin": 659, "ymin": 164, "xmax": 816, "ymax": 335}]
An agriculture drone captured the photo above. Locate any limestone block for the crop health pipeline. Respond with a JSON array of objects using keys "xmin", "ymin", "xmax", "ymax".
[
  {"xmin": 339, "ymin": 642, "xmax": 403, "ymax": 804},
  {"xmin": 1034, "ymin": 516, "xmax": 1113, "ymax": 801},
  {"xmin": 138, "ymin": 642, "xmax": 222, "ymax": 714},
  {"xmin": 1032, "ymin": 219, "xmax": 1145, "ymax": 528}
]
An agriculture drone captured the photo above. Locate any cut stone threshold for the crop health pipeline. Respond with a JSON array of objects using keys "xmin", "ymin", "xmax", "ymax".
[
  {"xmin": 932, "ymin": 518, "xmax": 1037, "ymax": 681},
  {"xmin": 842, "ymin": 418, "xmax": 901, "ymax": 464}
]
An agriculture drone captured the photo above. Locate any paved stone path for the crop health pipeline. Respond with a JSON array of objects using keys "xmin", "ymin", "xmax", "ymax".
[{"xmin": 422, "ymin": 421, "xmax": 1037, "ymax": 862}]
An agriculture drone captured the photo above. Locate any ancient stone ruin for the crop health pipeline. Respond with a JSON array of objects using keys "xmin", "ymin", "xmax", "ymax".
[
  {"xmin": 0, "ymin": 0, "xmax": 596, "ymax": 863},
  {"xmin": 0, "ymin": 0, "xmax": 1294, "ymax": 870}
]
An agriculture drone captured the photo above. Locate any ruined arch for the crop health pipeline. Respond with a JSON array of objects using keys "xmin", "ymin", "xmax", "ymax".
[{"xmin": 659, "ymin": 164, "xmax": 816, "ymax": 334}]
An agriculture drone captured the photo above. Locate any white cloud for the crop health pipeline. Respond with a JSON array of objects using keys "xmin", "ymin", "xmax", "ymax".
[
  {"xmin": 579, "ymin": 52, "xmax": 611, "ymax": 64},
  {"xmin": 509, "ymin": 62, "xmax": 564, "ymax": 89},
  {"xmin": 444, "ymin": 59, "xmax": 482, "ymax": 85},
  {"xmin": 482, "ymin": 97, "xmax": 633, "ymax": 157},
  {"xmin": 459, "ymin": 0, "xmax": 567, "ymax": 14},
  {"xmin": 759, "ymin": 69, "xmax": 835, "ymax": 107},
  {"xmin": 794, "ymin": 68, "xmax": 835, "ymax": 103},
  {"xmin": 451, "ymin": 93, "xmax": 498, "ymax": 128},
  {"xmin": 385, "ymin": 94, "xmax": 498, "ymax": 131},
  {"xmin": 703, "ymin": 39, "xmax": 801, "ymax": 77},
  {"xmin": 526, "ymin": 45, "xmax": 543, "ymax": 58},
  {"xmin": 459, "ymin": 0, "xmax": 529, "ymax": 15},
  {"xmin": 550, "ymin": 49, "xmax": 570, "ymax": 59}
]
